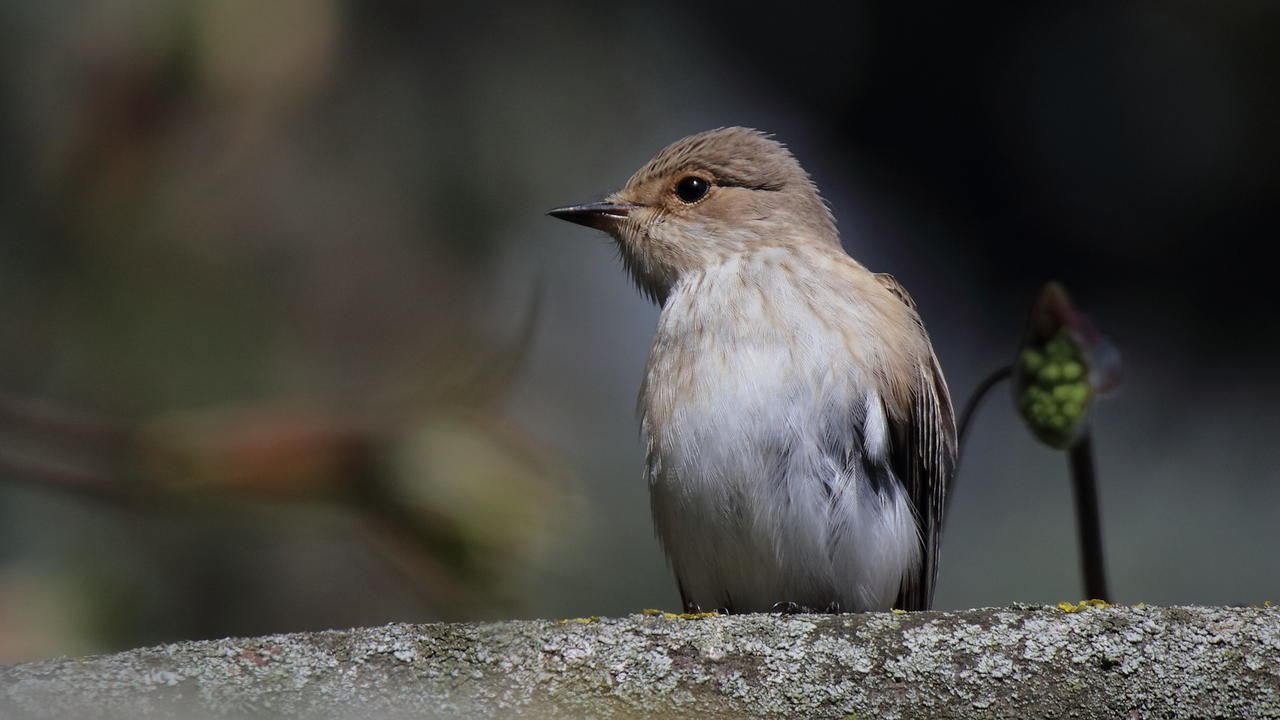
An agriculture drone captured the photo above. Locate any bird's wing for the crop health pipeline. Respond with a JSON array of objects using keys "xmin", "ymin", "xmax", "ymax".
[{"xmin": 875, "ymin": 273, "xmax": 957, "ymax": 611}]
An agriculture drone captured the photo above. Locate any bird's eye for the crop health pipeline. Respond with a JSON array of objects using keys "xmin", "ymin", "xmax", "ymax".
[{"xmin": 675, "ymin": 176, "xmax": 710, "ymax": 204}]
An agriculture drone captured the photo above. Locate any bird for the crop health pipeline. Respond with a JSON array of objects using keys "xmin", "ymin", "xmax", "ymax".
[{"xmin": 548, "ymin": 127, "xmax": 956, "ymax": 613}]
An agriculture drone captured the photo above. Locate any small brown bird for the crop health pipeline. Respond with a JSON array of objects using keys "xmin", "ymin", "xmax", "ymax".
[{"xmin": 550, "ymin": 128, "xmax": 956, "ymax": 612}]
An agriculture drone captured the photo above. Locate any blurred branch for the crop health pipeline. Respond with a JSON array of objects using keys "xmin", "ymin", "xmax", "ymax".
[
  {"xmin": 0, "ymin": 393, "xmax": 478, "ymax": 613},
  {"xmin": 0, "ymin": 391, "xmax": 141, "ymax": 505},
  {"xmin": 0, "ymin": 452, "xmax": 136, "ymax": 507},
  {"xmin": 0, "ymin": 394, "xmax": 137, "ymax": 451}
]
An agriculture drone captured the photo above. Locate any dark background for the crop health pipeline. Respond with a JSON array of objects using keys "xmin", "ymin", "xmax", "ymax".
[{"xmin": 2, "ymin": 0, "xmax": 1277, "ymax": 663}]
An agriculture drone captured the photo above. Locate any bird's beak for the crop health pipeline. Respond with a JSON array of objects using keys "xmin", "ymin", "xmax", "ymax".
[{"xmin": 547, "ymin": 202, "xmax": 635, "ymax": 232}]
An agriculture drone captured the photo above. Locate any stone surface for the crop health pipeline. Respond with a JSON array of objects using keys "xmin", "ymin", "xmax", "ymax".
[{"xmin": 2, "ymin": 605, "xmax": 1279, "ymax": 719}]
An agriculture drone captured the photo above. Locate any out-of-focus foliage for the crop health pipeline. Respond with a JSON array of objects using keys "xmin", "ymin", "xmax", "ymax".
[{"xmin": 0, "ymin": 0, "xmax": 582, "ymax": 661}]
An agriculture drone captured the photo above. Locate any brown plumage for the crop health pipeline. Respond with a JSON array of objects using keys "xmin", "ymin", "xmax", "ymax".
[{"xmin": 550, "ymin": 127, "xmax": 956, "ymax": 612}]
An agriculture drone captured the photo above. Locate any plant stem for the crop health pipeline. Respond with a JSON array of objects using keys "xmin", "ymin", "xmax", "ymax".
[
  {"xmin": 956, "ymin": 365, "xmax": 1012, "ymax": 460},
  {"xmin": 1069, "ymin": 430, "xmax": 1110, "ymax": 602}
]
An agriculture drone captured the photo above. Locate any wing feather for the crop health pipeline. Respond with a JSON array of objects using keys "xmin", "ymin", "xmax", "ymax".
[{"xmin": 876, "ymin": 274, "xmax": 957, "ymax": 611}]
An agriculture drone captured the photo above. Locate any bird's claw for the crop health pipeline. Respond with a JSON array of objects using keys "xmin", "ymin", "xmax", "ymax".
[{"xmin": 772, "ymin": 600, "xmax": 842, "ymax": 614}]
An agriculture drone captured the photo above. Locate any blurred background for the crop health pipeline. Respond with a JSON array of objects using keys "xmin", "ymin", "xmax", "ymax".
[{"xmin": 2, "ymin": 0, "xmax": 1278, "ymax": 664}]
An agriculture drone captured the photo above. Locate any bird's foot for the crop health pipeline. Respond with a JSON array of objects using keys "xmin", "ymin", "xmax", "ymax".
[
  {"xmin": 684, "ymin": 601, "xmax": 730, "ymax": 615},
  {"xmin": 772, "ymin": 600, "xmax": 843, "ymax": 614}
]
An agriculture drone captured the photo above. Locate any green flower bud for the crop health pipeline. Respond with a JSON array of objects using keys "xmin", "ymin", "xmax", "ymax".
[
  {"xmin": 1012, "ymin": 283, "xmax": 1119, "ymax": 449},
  {"xmin": 1038, "ymin": 364, "xmax": 1062, "ymax": 383},
  {"xmin": 1069, "ymin": 384, "xmax": 1089, "ymax": 403},
  {"xmin": 1046, "ymin": 335, "xmax": 1071, "ymax": 358},
  {"xmin": 1061, "ymin": 361, "xmax": 1083, "ymax": 380},
  {"xmin": 1062, "ymin": 400, "xmax": 1084, "ymax": 420}
]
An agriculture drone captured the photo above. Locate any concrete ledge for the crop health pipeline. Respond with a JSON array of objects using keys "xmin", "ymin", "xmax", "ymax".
[{"xmin": 2, "ymin": 605, "xmax": 1278, "ymax": 719}]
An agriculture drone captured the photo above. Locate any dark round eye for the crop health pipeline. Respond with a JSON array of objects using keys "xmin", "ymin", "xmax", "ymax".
[{"xmin": 675, "ymin": 175, "xmax": 710, "ymax": 204}]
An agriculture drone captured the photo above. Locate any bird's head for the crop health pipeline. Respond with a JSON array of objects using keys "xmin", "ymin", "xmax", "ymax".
[{"xmin": 549, "ymin": 127, "xmax": 837, "ymax": 304}]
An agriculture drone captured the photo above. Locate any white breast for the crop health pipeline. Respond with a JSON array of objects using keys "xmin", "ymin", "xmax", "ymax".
[{"xmin": 641, "ymin": 246, "xmax": 920, "ymax": 612}]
